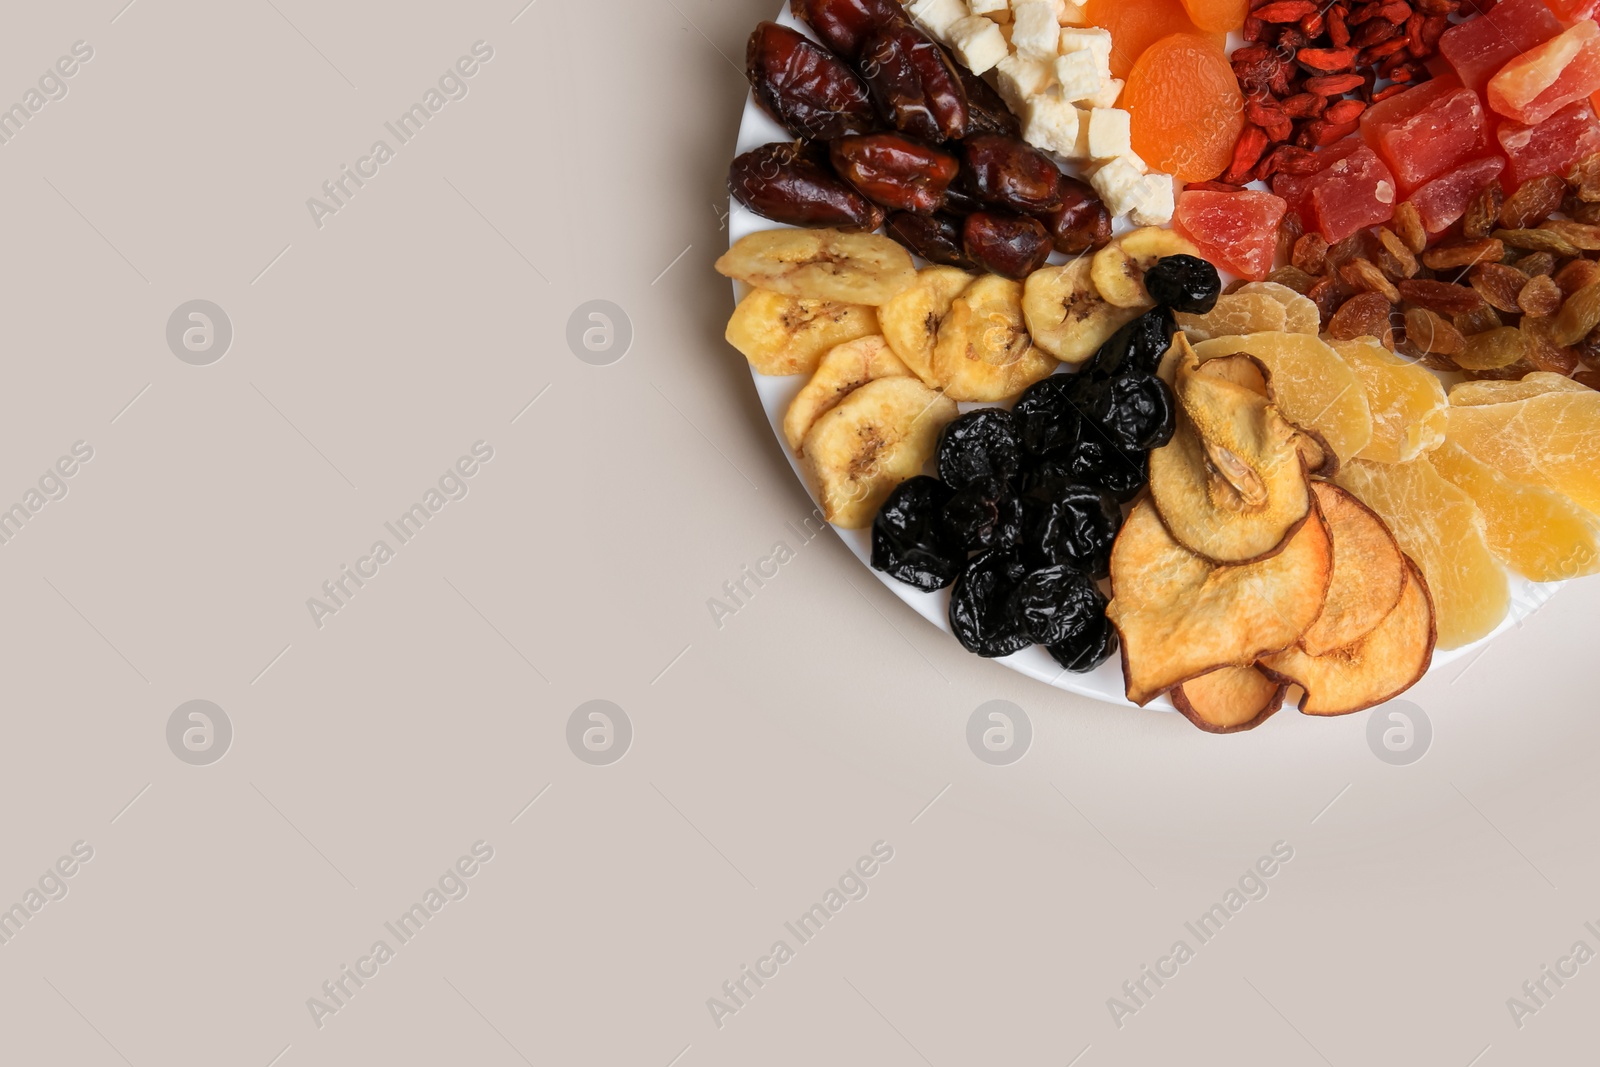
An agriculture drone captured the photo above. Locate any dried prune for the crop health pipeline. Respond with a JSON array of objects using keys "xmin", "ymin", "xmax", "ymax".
[
  {"xmin": 959, "ymin": 135, "xmax": 1065, "ymax": 215},
  {"xmin": 942, "ymin": 478, "xmax": 1023, "ymax": 551},
  {"xmin": 791, "ymin": 0, "xmax": 900, "ymax": 58},
  {"xmin": 1008, "ymin": 565, "xmax": 1105, "ymax": 646},
  {"xmin": 953, "ymin": 61, "xmax": 1021, "ymax": 138},
  {"xmin": 1142, "ymin": 255, "xmax": 1222, "ymax": 314},
  {"xmin": 962, "ymin": 211, "xmax": 1053, "ymax": 279},
  {"xmin": 1046, "ymin": 609, "xmax": 1117, "ymax": 673},
  {"xmin": 937, "ymin": 409, "xmax": 1022, "ymax": 490},
  {"xmin": 1072, "ymin": 440, "xmax": 1149, "ymax": 501},
  {"xmin": 949, "ymin": 549, "xmax": 1032, "ymax": 657},
  {"xmin": 1030, "ymin": 484, "xmax": 1123, "ymax": 579},
  {"xmin": 1090, "ymin": 307, "xmax": 1178, "ymax": 381},
  {"xmin": 830, "ymin": 133, "xmax": 959, "ymax": 214},
  {"xmin": 1088, "ymin": 374, "xmax": 1177, "ymax": 452},
  {"xmin": 885, "ymin": 211, "xmax": 978, "ymax": 269},
  {"xmin": 871, "ymin": 476, "xmax": 964, "ymax": 591},
  {"xmin": 747, "ymin": 23, "xmax": 876, "ymax": 141},
  {"xmin": 729, "ymin": 141, "xmax": 884, "ymax": 231},
  {"xmin": 1037, "ymin": 174, "xmax": 1112, "ymax": 255},
  {"xmin": 857, "ymin": 21, "xmax": 969, "ymax": 143},
  {"xmin": 1012, "ymin": 375, "xmax": 1086, "ymax": 459}
]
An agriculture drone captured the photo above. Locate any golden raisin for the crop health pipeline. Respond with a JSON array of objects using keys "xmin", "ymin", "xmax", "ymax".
[
  {"xmin": 1392, "ymin": 202, "xmax": 1428, "ymax": 255},
  {"xmin": 1421, "ymin": 239, "xmax": 1505, "ymax": 271},
  {"xmin": 1554, "ymin": 281, "xmax": 1600, "ymax": 346},
  {"xmin": 1470, "ymin": 262, "xmax": 1532, "ymax": 313},
  {"xmin": 1376, "ymin": 228, "xmax": 1419, "ymax": 279},
  {"xmin": 1454, "ymin": 302, "xmax": 1503, "ymax": 337},
  {"xmin": 1519, "ymin": 275, "xmax": 1564, "ymax": 317},
  {"xmin": 1495, "ymin": 228, "xmax": 1583, "ymax": 257},
  {"xmin": 1403, "ymin": 306, "xmax": 1465, "ymax": 356},
  {"xmin": 1327, "ymin": 292, "xmax": 1396, "ymax": 347},
  {"xmin": 1456, "ymin": 326, "xmax": 1530, "ymax": 371},
  {"xmin": 1568, "ymin": 150, "xmax": 1600, "ymax": 203},
  {"xmin": 1521, "ymin": 316, "xmax": 1584, "ymax": 375},
  {"xmin": 1463, "ymin": 184, "xmax": 1504, "ymax": 240},
  {"xmin": 1554, "ymin": 258, "xmax": 1600, "ymax": 296},
  {"xmin": 1500, "ymin": 175, "xmax": 1567, "ymax": 229},
  {"xmin": 1266, "ymin": 265, "xmax": 1318, "ymax": 295},
  {"xmin": 1292, "ymin": 233, "xmax": 1329, "ymax": 275},
  {"xmin": 1538, "ymin": 219, "xmax": 1600, "ymax": 251},
  {"xmin": 1341, "ymin": 258, "xmax": 1402, "ymax": 303},
  {"xmin": 1398, "ymin": 278, "xmax": 1488, "ymax": 315},
  {"xmin": 1512, "ymin": 251, "xmax": 1557, "ymax": 277}
]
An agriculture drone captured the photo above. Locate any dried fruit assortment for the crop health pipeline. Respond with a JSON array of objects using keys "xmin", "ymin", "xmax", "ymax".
[{"xmin": 715, "ymin": 0, "xmax": 1600, "ymax": 734}]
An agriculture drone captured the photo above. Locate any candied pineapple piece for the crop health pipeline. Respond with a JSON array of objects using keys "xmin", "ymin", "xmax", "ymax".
[
  {"xmin": 1430, "ymin": 440, "xmax": 1600, "ymax": 582},
  {"xmin": 1192, "ymin": 333, "xmax": 1374, "ymax": 469},
  {"xmin": 1175, "ymin": 292, "xmax": 1287, "ymax": 340},
  {"xmin": 1447, "ymin": 373, "xmax": 1590, "ymax": 407},
  {"xmin": 1337, "ymin": 457, "xmax": 1510, "ymax": 650},
  {"xmin": 1235, "ymin": 282, "xmax": 1320, "ymax": 335},
  {"xmin": 1446, "ymin": 390, "xmax": 1600, "ymax": 513},
  {"xmin": 1331, "ymin": 337, "xmax": 1448, "ymax": 464}
]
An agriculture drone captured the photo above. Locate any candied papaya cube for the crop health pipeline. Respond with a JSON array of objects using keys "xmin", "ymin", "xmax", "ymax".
[
  {"xmin": 1172, "ymin": 189, "xmax": 1288, "ymax": 281},
  {"xmin": 1360, "ymin": 77, "xmax": 1462, "ymax": 144},
  {"xmin": 1305, "ymin": 145, "xmax": 1397, "ymax": 242},
  {"xmin": 1498, "ymin": 99, "xmax": 1600, "ymax": 189},
  {"xmin": 1488, "ymin": 20, "xmax": 1600, "ymax": 126},
  {"xmin": 1545, "ymin": 0, "xmax": 1599, "ymax": 20},
  {"xmin": 1365, "ymin": 87, "xmax": 1492, "ymax": 192},
  {"xmin": 1439, "ymin": 0, "xmax": 1563, "ymax": 93},
  {"xmin": 1272, "ymin": 135, "xmax": 1365, "ymax": 224},
  {"xmin": 1407, "ymin": 156, "xmax": 1506, "ymax": 233}
]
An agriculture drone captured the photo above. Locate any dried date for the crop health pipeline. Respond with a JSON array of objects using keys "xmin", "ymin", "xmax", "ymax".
[
  {"xmin": 728, "ymin": 141, "xmax": 884, "ymax": 231},
  {"xmin": 960, "ymin": 134, "xmax": 1065, "ymax": 215},
  {"xmin": 747, "ymin": 23, "xmax": 876, "ymax": 141},
  {"xmin": 790, "ymin": 0, "xmax": 900, "ymax": 59},
  {"xmin": 885, "ymin": 211, "xmax": 979, "ymax": 270},
  {"xmin": 857, "ymin": 21, "xmax": 969, "ymax": 143},
  {"xmin": 963, "ymin": 211, "xmax": 1053, "ymax": 279},
  {"xmin": 830, "ymin": 133, "xmax": 958, "ymax": 214},
  {"xmin": 1036, "ymin": 174, "xmax": 1112, "ymax": 255}
]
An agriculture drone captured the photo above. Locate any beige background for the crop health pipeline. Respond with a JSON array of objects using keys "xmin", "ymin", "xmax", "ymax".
[{"xmin": 0, "ymin": 0, "xmax": 1596, "ymax": 1064}]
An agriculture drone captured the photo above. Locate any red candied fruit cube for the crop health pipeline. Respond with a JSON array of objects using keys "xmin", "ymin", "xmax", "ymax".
[
  {"xmin": 1172, "ymin": 189, "xmax": 1289, "ymax": 281},
  {"xmin": 1439, "ymin": 0, "xmax": 1563, "ymax": 93},
  {"xmin": 1272, "ymin": 135, "xmax": 1366, "ymax": 223},
  {"xmin": 1489, "ymin": 20, "xmax": 1600, "ymax": 126},
  {"xmin": 1498, "ymin": 99, "xmax": 1600, "ymax": 188},
  {"xmin": 1364, "ymin": 85, "xmax": 1492, "ymax": 192},
  {"xmin": 1545, "ymin": 0, "xmax": 1598, "ymax": 22},
  {"xmin": 1407, "ymin": 156, "xmax": 1507, "ymax": 233},
  {"xmin": 1304, "ymin": 145, "xmax": 1398, "ymax": 242}
]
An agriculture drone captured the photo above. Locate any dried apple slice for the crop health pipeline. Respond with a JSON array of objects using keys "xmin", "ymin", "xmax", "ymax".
[
  {"xmin": 1193, "ymin": 353, "xmax": 1335, "ymax": 475},
  {"xmin": 1170, "ymin": 666, "xmax": 1288, "ymax": 733},
  {"xmin": 1299, "ymin": 482, "xmax": 1408, "ymax": 656},
  {"xmin": 1107, "ymin": 499, "xmax": 1333, "ymax": 706},
  {"xmin": 1261, "ymin": 559, "xmax": 1436, "ymax": 716},
  {"xmin": 1150, "ymin": 337, "xmax": 1314, "ymax": 564}
]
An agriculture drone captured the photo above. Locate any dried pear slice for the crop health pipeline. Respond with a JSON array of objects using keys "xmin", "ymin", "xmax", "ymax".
[
  {"xmin": 800, "ymin": 376, "xmax": 958, "ymax": 529},
  {"xmin": 1448, "ymin": 373, "xmax": 1591, "ymax": 407},
  {"xmin": 1299, "ymin": 482, "xmax": 1408, "ymax": 656},
  {"xmin": 1336, "ymin": 457, "xmax": 1509, "ymax": 650},
  {"xmin": 1170, "ymin": 666, "xmax": 1288, "ymax": 734},
  {"xmin": 1261, "ymin": 559, "xmax": 1436, "ymax": 716},
  {"xmin": 1022, "ymin": 257, "xmax": 1145, "ymax": 365},
  {"xmin": 715, "ymin": 228, "xmax": 917, "ymax": 305},
  {"xmin": 1235, "ymin": 281, "xmax": 1320, "ymax": 335},
  {"xmin": 725, "ymin": 289, "xmax": 880, "ymax": 377},
  {"xmin": 1330, "ymin": 338, "xmax": 1448, "ymax": 465},
  {"xmin": 1192, "ymin": 333, "xmax": 1372, "ymax": 471},
  {"xmin": 783, "ymin": 336, "xmax": 910, "ymax": 453},
  {"xmin": 1430, "ymin": 440, "xmax": 1600, "ymax": 582},
  {"xmin": 879, "ymin": 266, "xmax": 976, "ymax": 386},
  {"xmin": 1149, "ymin": 337, "xmax": 1313, "ymax": 564},
  {"xmin": 1091, "ymin": 227, "xmax": 1199, "ymax": 308},
  {"xmin": 1107, "ymin": 499, "xmax": 1333, "ymax": 706},
  {"xmin": 1193, "ymin": 353, "xmax": 1336, "ymax": 476},
  {"xmin": 1445, "ymin": 390, "xmax": 1600, "ymax": 514},
  {"xmin": 932, "ymin": 274, "xmax": 1057, "ymax": 402}
]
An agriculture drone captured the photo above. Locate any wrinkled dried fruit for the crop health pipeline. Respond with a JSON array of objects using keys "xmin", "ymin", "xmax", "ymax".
[
  {"xmin": 1297, "ymin": 482, "xmax": 1408, "ymax": 657},
  {"xmin": 1519, "ymin": 274, "xmax": 1564, "ymax": 317},
  {"xmin": 1513, "ymin": 251, "xmax": 1557, "ymax": 277},
  {"xmin": 1456, "ymin": 325, "xmax": 1529, "ymax": 370},
  {"xmin": 871, "ymin": 476, "xmax": 963, "ymax": 591},
  {"xmin": 729, "ymin": 141, "xmax": 885, "ymax": 231},
  {"xmin": 725, "ymin": 289, "xmax": 880, "ymax": 377},
  {"xmin": 963, "ymin": 211, "xmax": 1054, "ymax": 280},
  {"xmin": 1462, "ymin": 183, "xmax": 1503, "ymax": 240},
  {"xmin": 1555, "ymin": 257, "xmax": 1600, "ymax": 296},
  {"xmin": 1022, "ymin": 258, "xmax": 1145, "ymax": 366},
  {"xmin": 1555, "ymin": 281, "xmax": 1600, "ymax": 345},
  {"xmin": 784, "ymin": 334, "xmax": 909, "ymax": 451},
  {"xmin": 1398, "ymin": 278, "xmax": 1486, "ymax": 315},
  {"xmin": 933, "ymin": 273, "xmax": 1055, "ymax": 400},
  {"xmin": 1029, "ymin": 485, "xmax": 1124, "ymax": 580},
  {"xmin": 1376, "ymin": 227, "xmax": 1419, "ymax": 278},
  {"xmin": 1393, "ymin": 201, "xmax": 1428, "ymax": 254},
  {"xmin": 1499, "ymin": 174, "xmax": 1567, "ymax": 229},
  {"xmin": 857, "ymin": 20, "xmax": 969, "ymax": 143},
  {"xmin": 1292, "ymin": 232, "xmax": 1329, "ymax": 273},
  {"xmin": 1453, "ymin": 301, "xmax": 1502, "ymax": 337},
  {"xmin": 1539, "ymin": 219, "xmax": 1600, "ymax": 251},
  {"xmin": 1170, "ymin": 666, "xmax": 1287, "ymax": 733},
  {"xmin": 830, "ymin": 134, "xmax": 959, "ymax": 215},
  {"xmin": 1342, "ymin": 258, "xmax": 1402, "ymax": 303},
  {"xmin": 1469, "ymin": 262, "xmax": 1531, "ymax": 313},
  {"xmin": 1402, "ymin": 306, "xmax": 1464, "ymax": 357},
  {"xmin": 716, "ymin": 227, "xmax": 917, "ymax": 305},
  {"xmin": 747, "ymin": 23, "xmax": 876, "ymax": 140},
  {"xmin": 878, "ymin": 265, "xmax": 974, "ymax": 384},
  {"xmin": 1266, "ymin": 265, "xmax": 1319, "ymax": 294},
  {"xmin": 1328, "ymin": 291, "xmax": 1398, "ymax": 345},
  {"xmin": 1420, "ymin": 238, "xmax": 1504, "ymax": 271},
  {"xmin": 791, "ymin": 0, "xmax": 900, "ymax": 58},
  {"xmin": 1037, "ymin": 174, "xmax": 1113, "ymax": 255},
  {"xmin": 960, "ymin": 134, "xmax": 1065, "ymax": 215},
  {"xmin": 885, "ymin": 212, "xmax": 979, "ymax": 271},
  {"xmin": 949, "ymin": 549, "xmax": 1031, "ymax": 657},
  {"xmin": 938, "ymin": 408, "xmax": 1021, "ymax": 491},
  {"xmin": 1494, "ymin": 228, "xmax": 1583, "ymax": 258}
]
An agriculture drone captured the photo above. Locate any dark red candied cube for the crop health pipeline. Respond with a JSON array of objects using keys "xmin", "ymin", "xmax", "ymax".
[
  {"xmin": 1272, "ymin": 135, "xmax": 1367, "ymax": 223},
  {"xmin": 1497, "ymin": 99, "xmax": 1600, "ymax": 189},
  {"xmin": 1304, "ymin": 145, "xmax": 1399, "ymax": 242},
  {"xmin": 1544, "ymin": 0, "xmax": 1599, "ymax": 22},
  {"xmin": 1172, "ymin": 190, "xmax": 1289, "ymax": 281},
  {"xmin": 1438, "ymin": 0, "xmax": 1563, "ymax": 93},
  {"xmin": 1360, "ymin": 80, "xmax": 1492, "ymax": 192},
  {"xmin": 1406, "ymin": 156, "xmax": 1507, "ymax": 233}
]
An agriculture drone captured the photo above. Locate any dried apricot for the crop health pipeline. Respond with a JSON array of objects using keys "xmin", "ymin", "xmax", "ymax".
[
  {"xmin": 1088, "ymin": 0, "xmax": 1222, "ymax": 80},
  {"xmin": 1180, "ymin": 0, "xmax": 1249, "ymax": 33},
  {"xmin": 1124, "ymin": 34, "xmax": 1246, "ymax": 183}
]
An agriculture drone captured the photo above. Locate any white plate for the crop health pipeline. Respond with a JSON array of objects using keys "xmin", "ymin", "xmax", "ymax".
[{"xmin": 728, "ymin": 3, "xmax": 1547, "ymax": 713}]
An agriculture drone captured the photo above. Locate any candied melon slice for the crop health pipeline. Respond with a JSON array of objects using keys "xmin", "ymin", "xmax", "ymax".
[
  {"xmin": 1300, "ymin": 482, "xmax": 1408, "ymax": 656},
  {"xmin": 1175, "ymin": 292, "xmax": 1287, "ymax": 340},
  {"xmin": 1235, "ymin": 281, "xmax": 1320, "ymax": 335},
  {"xmin": 1447, "ymin": 373, "xmax": 1590, "ymax": 407},
  {"xmin": 1261, "ymin": 559, "xmax": 1436, "ymax": 715},
  {"xmin": 1150, "ymin": 338, "xmax": 1314, "ymax": 563},
  {"xmin": 1430, "ymin": 440, "xmax": 1600, "ymax": 581},
  {"xmin": 1193, "ymin": 333, "xmax": 1373, "ymax": 468},
  {"xmin": 1336, "ymin": 457, "xmax": 1510, "ymax": 650},
  {"xmin": 1107, "ymin": 499, "xmax": 1333, "ymax": 705},
  {"xmin": 1445, "ymin": 389, "xmax": 1600, "ymax": 513},
  {"xmin": 1170, "ymin": 666, "xmax": 1287, "ymax": 733},
  {"xmin": 1331, "ymin": 338, "xmax": 1448, "ymax": 464}
]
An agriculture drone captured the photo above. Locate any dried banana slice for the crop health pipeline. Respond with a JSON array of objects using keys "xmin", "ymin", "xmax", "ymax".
[
  {"xmin": 725, "ymin": 289, "xmax": 880, "ymax": 377},
  {"xmin": 1022, "ymin": 257, "xmax": 1144, "ymax": 365},
  {"xmin": 783, "ymin": 335, "xmax": 910, "ymax": 453},
  {"xmin": 1090, "ymin": 226, "xmax": 1199, "ymax": 308},
  {"xmin": 715, "ymin": 228, "xmax": 917, "ymax": 305},
  {"xmin": 800, "ymin": 376, "xmax": 958, "ymax": 529},
  {"xmin": 932, "ymin": 274, "xmax": 1057, "ymax": 402},
  {"xmin": 879, "ymin": 266, "xmax": 976, "ymax": 386}
]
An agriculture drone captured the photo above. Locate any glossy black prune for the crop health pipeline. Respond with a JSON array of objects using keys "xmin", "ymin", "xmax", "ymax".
[
  {"xmin": 1031, "ymin": 484, "xmax": 1123, "ymax": 579},
  {"xmin": 1095, "ymin": 375, "xmax": 1176, "ymax": 452},
  {"xmin": 1090, "ymin": 307, "xmax": 1177, "ymax": 381},
  {"xmin": 1012, "ymin": 375, "xmax": 1086, "ymax": 459},
  {"xmin": 1009, "ymin": 565, "xmax": 1105, "ymax": 646},
  {"xmin": 942, "ymin": 478, "xmax": 1023, "ymax": 552},
  {"xmin": 949, "ymin": 549, "xmax": 1032, "ymax": 657},
  {"xmin": 937, "ymin": 409, "xmax": 1021, "ymax": 490},
  {"xmin": 747, "ymin": 22, "xmax": 877, "ymax": 141},
  {"xmin": 857, "ymin": 21, "xmax": 969, "ymax": 143},
  {"xmin": 1064, "ymin": 438, "xmax": 1149, "ymax": 501},
  {"xmin": 1143, "ymin": 254, "xmax": 1222, "ymax": 314},
  {"xmin": 1046, "ymin": 611, "xmax": 1118, "ymax": 673},
  {"xmin": 871, "ymin": 476, "xmax": 965, "ymax": 591},
  {"xmin": 885, "ymin": 212, "xmax": 979, "ymax": 269},
  {"xmin": 729, "ymin": 141, "xmax": 885, "ymax": 232}
]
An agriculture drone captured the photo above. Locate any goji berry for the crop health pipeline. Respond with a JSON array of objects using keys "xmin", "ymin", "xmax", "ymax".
[
  {"xmin": 1324, "ymin": 98, "xmax": 1366, "ymax": 123},
  {"xmin": 1281, "ymin": 91, "xmax": 1328, "ymax": 116},
  {"xmin": 1328, "ymin": 6, "xmax": 1351, "ymax": 45},
  {"xmin": 1298, "ymin": 46, "xmax": 1357, "ymax": 70},
  {"xmin": 1223, "ymin": 124, "xmax": 1271, "ymax": 183},
  {"xmin": 1304, "ymin": 72, "xmax": 1365, "ymax": 94},
  {"xmin": 1255, "ymin": 0, "xmax": 1318, "ymax": 20}
]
